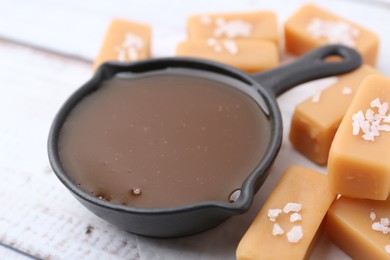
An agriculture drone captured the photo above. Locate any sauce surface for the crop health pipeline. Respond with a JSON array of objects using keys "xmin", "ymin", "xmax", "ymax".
[{"xmin": 58, "ymin": 71, "xmax": 271, "ymax": 208}]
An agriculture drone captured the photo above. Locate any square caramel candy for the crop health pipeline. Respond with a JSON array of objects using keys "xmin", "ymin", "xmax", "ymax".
[
  {"xmin": 93, "ymin": 18, "xmax": 151, "ymax": 70},
  {"xmin": 176, "ymin": 39, "xmax": 279, "ymax": 72},
  {"xmin": 328, "ymin": 75, "xmax": 390, "ymax": 200},
  {"xmin": 327, "ymin": 196, "xmax": 390, "ymax": 259},
  {"xmin": 236, "ymin": 166, "xmax": 336, "ymax": 260},
  {"xmin": 187, "ymin": 11, "xmax": 279, "ymax": 46},
  {"xmin": 285, "ymin": 4, "xmax": 379, "ymax": 66},
  {"xmin": 289, "ymin": 65, "xmax": 380, "ymax": 165}
]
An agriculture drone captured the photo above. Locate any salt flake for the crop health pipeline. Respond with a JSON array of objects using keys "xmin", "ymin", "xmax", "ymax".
[
  {"xmin": 272, "ymin": 223, "xmax": 284, "ymax": 236},
  {"xmin": 222, "ymin": 40, "xmax": 238, "ymax": 55},
  {"xmin": 371, "ymin": 97, "xmax": 382, "ymax": 109},
  {"xmin": 385, "ymin": 245, "xmax": 390, "ymax": 254},
  {"xmin": 214, "ymin": 19, "xmax": 252, "ymax": 39},
  {"xmin": 352, "ymin": 110, "xmax": 364, "ymax": 121},
  {"xmin": 290, "ymin": 212, "xmax": 302, "ymax": 223},
  {"xmin": 380, "ymin": 218, "xmax": 390, "ymax": 227},
  {"xmin": 372, "ymin": 222, "xmax": 390, "ymax": 234},
  {"xmin": 370, "ymin": 212, "xmax": 376, "ymax": 221},
  {"xmin": 352, "ymin": 120, "xmax": 360, "ymax": 135},
  {"xmin": 283, "ymin": 203, "xmax": 302, "ymax": 214},
  {"xmin": 306, "ymin": 18, "xmax": 359, "ymax": 48},
  {"xmin": 342, "ymin": 86, "xmax": 352, "ymax": 95},
  {"xmin": 312, "ymin": 91, "xmax": 321, "ymax": 103},
  {"xmin": 352, "ymin": 98, "xmax": 390, "ymax": 141},
  {"xmin": 115, "ymin": 32, "xmax": 144, "ymax": 61},
  {"xmin": 359, "ymin": 120, "xmax": 370, "ymax": 134},
  {"xmin": 268, "ymin": 209, "xmax": 282, "ymax": 222},
  {"xmin": 287, "ymin": 226, "xmax": 303, "ymax": 243},
  {"xmin": 379, "ymin": 102, "xmax": 389, "ymax": 116},
  {"xmin": 127, "ymin": 48, "xmax": 138, "ymax": 61},
  {"xmin": 362, "ymin": 132, "xmax": 375, "ymax": 142},
  {"xmin": 372, "ymin": 222, "xmax": 382, "ymax": 231},
  {"xmin": 365, "ymin": 109, "xmax": 375, "ymax": 122},
  {"xmin": 207, "ymin": 38, "xmax": 217, "ymax": 46}
]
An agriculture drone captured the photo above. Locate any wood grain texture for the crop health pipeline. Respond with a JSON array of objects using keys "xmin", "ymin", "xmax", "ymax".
[{"xmin": 0, "ymin": 0, "xmax": 389, "ymax": 259}]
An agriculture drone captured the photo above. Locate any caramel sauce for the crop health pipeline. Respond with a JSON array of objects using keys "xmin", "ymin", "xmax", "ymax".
[{"xmin": 58, "ymin": 70, "xmax": 271, "ymax": 208}]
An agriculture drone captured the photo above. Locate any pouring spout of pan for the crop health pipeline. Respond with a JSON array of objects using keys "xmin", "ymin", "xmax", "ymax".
[{"xmin": 250, "ymin": 44, "xmax": 362, "ymax": 97}]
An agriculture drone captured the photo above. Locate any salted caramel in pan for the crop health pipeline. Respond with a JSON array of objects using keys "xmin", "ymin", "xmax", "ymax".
[{"xmin": 58, "ymin": 70, "xmax": 271, "ymax": 208}]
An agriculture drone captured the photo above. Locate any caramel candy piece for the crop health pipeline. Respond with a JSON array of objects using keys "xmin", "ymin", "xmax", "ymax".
[
  {"xmin": 176, "ymin": 39, "xmax": 279, "ymax": 72},
  {"xmin": 290, "ymin": 65, "xmax": 380, "ymax": 165},
  {"xmin": 187, "ymin": 11, "xmax": 279, "ymax": 46},
  {"xmin": 285, "ymin": 4, "xmax": 379, "ymax": 66},
  {"xmin": 93, "ymin": 18, "xmax": 151, "ymax": 70},
  {"xmin": 328, "ymin": 75, "xmax": 390, "ymax": 200},
  {"xmin": 236, "ymin": 166, "xmax": 336, "ymax": 260},
  {"xmin": 327, "ymin": 196, "xmax": 390, "ymax": 259}
]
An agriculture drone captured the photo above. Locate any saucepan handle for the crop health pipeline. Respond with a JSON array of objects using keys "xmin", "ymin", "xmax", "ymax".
[{"xmin": 251, "ymin": 44, "xmax": 362, "ymax": 97}]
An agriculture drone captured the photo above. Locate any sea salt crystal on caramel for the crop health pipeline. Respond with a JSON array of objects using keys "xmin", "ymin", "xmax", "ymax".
[
  {"xmin": 176, "ymin": 39, "xmax": 279, "ymax": 72},
  {"xmin": 273, "ymin": 223, "xmax": 284, "ymax": 236},
  {"xmin": 284, "ymin": 4, "xmax": 379, "ymax": 66},
  {"xmin": 236, "ymin": 166, "xmax": 336, "ymax": 260},
  {"xmin": 289, "ymin": 65, "xmax": 380, "ymax": 165},
  {"xmin": 93, "ymin": 18, "xmax": 151, "ymax": 70},
  {"xmin": 287, "ymin": 226, "xmax": 303, "ymax": 243},
  {"xmin": 352, "ymin": 97, "xmax": 390, "ymax": 142},
  {"xmin": 342, "ymin": 86, "xmax": 353, "ymax": 95},
  {"xmin": 268, "ymin": 208, "xmax": 283, "ymax": 222},
  {"xmin": 372, "ymin": 220, "xmax": 390, "ymax": 234},
  {"xmin": 327, "ymin": 196, "xmax": 390, "ymax": 259},
  {"xmin": 306, "ymin": 18, "xmax": 359, "ymax": 48},
  {"xmin": 187, "ymin": 11, "xmax": 279, "ymax": 46},
  {"xmin": 214, "ymin": 18, "xmax": 252, "ymax": 39},
  {"xmin": 290, "ymin": 213, "xmax": 302, "ymax": 223},
  {"xmin": 328, "ymin": 75, "xmax": 390, "ymax": 200},
  {"xmin": 283, "ymin": 202, "xmax": 302, "ymax": 214}
]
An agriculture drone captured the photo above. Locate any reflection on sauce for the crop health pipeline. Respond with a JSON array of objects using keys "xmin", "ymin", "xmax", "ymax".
[{"xmin": 58, "ymin": 71, "xmax": 271, "ymax": 208}]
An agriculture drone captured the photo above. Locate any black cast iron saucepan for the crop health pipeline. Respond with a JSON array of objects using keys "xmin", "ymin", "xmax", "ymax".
[{"xmin": 48, "ymin": 44, "xmax": 361, "ymax": 238}]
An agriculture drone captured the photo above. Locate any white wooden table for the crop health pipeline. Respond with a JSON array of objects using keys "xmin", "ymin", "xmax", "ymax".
[{"xmin": 0, "ymin": 0, "xmax": 389, "ymax": 259}]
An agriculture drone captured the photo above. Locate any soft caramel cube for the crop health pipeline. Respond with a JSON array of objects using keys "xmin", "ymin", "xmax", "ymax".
[
  {"xmin": 187, "ymin": 11, "xmax": 279, "ymax": 46},
  {"xmin": 327, "ymin": 196, "xmax": 390, "ymax": 259},
  {"xmin": 236, "ymin": 166, "xmax": 336, "ymax": 260},
  {"xmin": 285, "ymin": 4, "xmax": 379, "ymax": 66},
  {"xmin": 328, "ymin": 75, "xmax": 390, "ymax": 200},
  {"xmin": 176, "ymin": 39, "xmax": 279, "ymax": 72},
  {"xmin": 93, "ymin": 18, "xmax": 151, "ymax": 70},
  {"xmin": 290, "ymin": 65, "xmax": 380, "ymax": 165}
]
